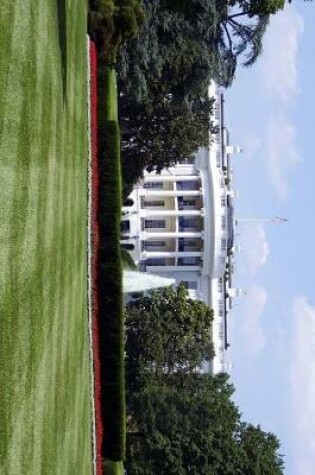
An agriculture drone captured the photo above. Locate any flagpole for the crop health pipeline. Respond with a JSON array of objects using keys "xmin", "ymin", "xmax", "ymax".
[{"xmin": 236, "ymin": 217, "xmax": 288, "ymax": 225}]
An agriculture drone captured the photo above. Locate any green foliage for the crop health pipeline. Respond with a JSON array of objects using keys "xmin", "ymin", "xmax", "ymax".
[
  {"xmin": 118, "ymin": 0, "xmax": 299, "ymax": 190},
  {"xmin": 120, "ymin": 92, "xmax": 215, "ymax": 187},
  {"xmin": 228, "ymin": 0, "xmax": 285, "ymax": 16},
  {"xmin": 124, "ymin": 283, "xmax": 284, "ymax": 473},
  {"xmin": 98, "ymin": 66, "xmax": 126, "ymax": 461},
  {"xmin": 88, "ymin": 0, "xmax": 145, "ymax": 60},
  {"xmin": 236, "ymin": 424, "xmax": 284, "ymax": 474},
  {"xmin": 125, "ymin": 283, "xmax": 214, "ymax": 396},
  {"xmin": 126, "ymin": 374, "xmax": 284, "ymax": 474},
  {"xmin": 118, "ymin": 0, "xmax": 312, "ymax": 104},
  {"xmin": 118, "ymin": 0, "xmax": 221, "ymax": 103},
  {"xmin": 121, "ymin": 247, "xmax": 137, "ymax": 270}
]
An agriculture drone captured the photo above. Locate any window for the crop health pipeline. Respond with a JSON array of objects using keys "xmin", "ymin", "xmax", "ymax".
[
  {"xmin": 179, "ymin": 217, "xmax": 199, "ymax": 230},
  {"xmin": 221, "ymin": 238, "xmax": 227, "ymax": 251},
  {"xmin": 121, "ymin": 243, "xmax": 134, "ymax": 251},
  {"xmin": 221, "ymin": 216, "xmax": 227, "ymax": 230},
  {"xmin": 145, "ymin": 241, "xmax": 166, "ymax": 248},
  {"xmin": 177, "ymin": 180, "xmax": 198, "ymax": 191},
  {"xmin": 218, "ymin": 279, "xmax": 223, "ymax": 293},
  {"xmin": 146, "ymin": 258, "xmax": 166, "ymax": 266},
  {"xmin": 178, "ymin": 238, "xmax": 199, "ymax": 252},
  {"xmin": 182, "ymin": 157, "xmax": 195, "ymax": 164},
  {"xmin": 143, "ymin": 181, "xmax": 163, "ymax": 189},
  {"xmin": 216, "ymin": 151, "xmax": 221, "ymax": 167},
  {"xmin": 182, "ymin": 281, "xmax": 198, "ymax": 290},
  {"xmin": 145, "ymin": 220, "xmax": 166, "ymax": 229},
  {"xmin": 178, "ymin": 257, "xmax": 199, "ymax": 266},
  {"xmin": 124, "ymin": 198, "xmax": 134, "ymax": 207},
  {"xmin": 144, "ymin": 200, "xmax": 165, "ymax": 208},
  {"xmin": 178, "ymin": 197, "xmax": 198, "ymax": 210},
  {"xmin": 121, "ymin": 220, "xmax": 130, "ymax": 233}
]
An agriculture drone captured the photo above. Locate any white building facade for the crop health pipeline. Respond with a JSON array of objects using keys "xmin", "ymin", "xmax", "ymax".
[{"xmin": 122, "ymin": 83, "xmax": 242, "ymax": 374}]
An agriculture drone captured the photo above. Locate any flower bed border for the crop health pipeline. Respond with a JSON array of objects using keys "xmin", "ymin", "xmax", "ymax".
[{"xmin": 89, "ymin": 38, "xmax": 103, "ymax": 475}]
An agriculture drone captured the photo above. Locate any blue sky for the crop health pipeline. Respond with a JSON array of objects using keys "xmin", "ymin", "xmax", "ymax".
[{"xmin": 225, "ymin": 3, "xmax": 315, "ymax": 474}]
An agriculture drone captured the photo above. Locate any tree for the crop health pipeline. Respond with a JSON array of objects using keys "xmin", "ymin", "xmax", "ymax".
[
  {"xmin": 217, "ymin": 0, "xmax": 312, "ymax": 68},
  {"xmin": 228, "ymin": 0, "xmax": 312, "ymax": 16},
  {"xmin": 120, "ymin": 92, "xmax": 216, "ymax": 192},
  {"xmin": 88, "ymin": 0, "xmax": 145, "ymax": 58},
  {"xmin": 125, "ymin": 283, "xmax": 214, "ymax": 394},
  {"xmin": 117, "ymin": 0, "xmax": 222, "ymax": 103},
  {"xmin": 236, "ymin": 423, "xmax": 285, "ymax": 474},
  {"xmin": 118, "ymin": 0, "xmax": 312, "ymax": 103},
  {"xmin": 226, "ymin": 0, "xmax": 285, "ymax": 16},
  {"xmin": 126, "ymin": 373, "xmax": 285, "ymax": 474}
]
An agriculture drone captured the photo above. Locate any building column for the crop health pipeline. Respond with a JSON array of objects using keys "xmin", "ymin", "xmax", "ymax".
[
  {"xmin": 143, "ymin": 175, "xmax": 200, "ymax": 182},
  {"xmin": 139, "ymin": 209, "xmax": 202, "ymax": 218},
  {"xmin": 139, "ymin": 190, "xmax": 202, "ymax": 198},
  {"xmin": 141, "ymin": 231, "xmax": 203, "ymax": 240},
  {"xmin": 141, "ymin": 251, "xmax": 202, "ymax": 259},
  {"xmin": 146, "ymin": 266, "xmax": 201, "ymax": 272}
]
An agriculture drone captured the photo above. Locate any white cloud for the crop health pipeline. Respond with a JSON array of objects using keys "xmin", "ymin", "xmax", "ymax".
[
  {"xmin": 266, "ymin": 114, "xmax": 301, "ymax": 200},
  {"xmin": 241, "ymin": 223, "xmax": 270, "ymax": 275},
  {"xmin": 260, "ymin": 7, "xmax": 304, "ymax": 102},
  {"xmin": 291, "ymin": 297, "xmax": 315, "ymax": 475},
  {"xmin": 242, "ymin": 285, "xmax": 268, "ymax": 355}
]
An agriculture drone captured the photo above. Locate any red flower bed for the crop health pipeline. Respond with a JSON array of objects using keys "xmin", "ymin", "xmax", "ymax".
[{"xmin": 90, "ymin": 38, "xmax": 103, "ymax": 475}]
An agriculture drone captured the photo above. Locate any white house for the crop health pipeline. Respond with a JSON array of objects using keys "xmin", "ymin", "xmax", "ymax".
[{"xmin": 122, "ymin": 82, "xmax": 243, "ymax": 374}]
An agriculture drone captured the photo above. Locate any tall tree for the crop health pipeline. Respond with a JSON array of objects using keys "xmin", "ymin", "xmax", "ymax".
[
  {"xmin": 125, "ymin": 283, "xmax": 214, "ymax": 394},
  {"xmin": 118, "ymin": 0, "xmax": 312, "ymax": 103},
  {"xmin": 236, "ymin": 423, "xmax": 285, "ymax": 474},
  {"xmin": 126, "ymin": 374, "xmax": 285, "ymax": 474},
  {"xmin": 117, "ymin": 0, "xmax": 222, "ymax": 103},
  {"xmin": 88, "ymin": 0, "xmax": 145, "ymax": 57},
  {"xmin": 120, "ymin": 93, "xmax": 216, "ymax": 192}
]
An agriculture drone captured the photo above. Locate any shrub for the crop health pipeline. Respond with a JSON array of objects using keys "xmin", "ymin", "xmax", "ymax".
[{"xmin": 89, "ymin": 0, "xmax": 145, "ymax": 58}]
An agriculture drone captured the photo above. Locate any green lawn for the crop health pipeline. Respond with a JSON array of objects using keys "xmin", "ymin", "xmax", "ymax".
[{"xmin": 0, "ymin": 1, "xmax": 92, "ymax": 473}]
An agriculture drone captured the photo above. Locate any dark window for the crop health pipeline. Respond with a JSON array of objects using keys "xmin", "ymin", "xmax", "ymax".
[
  {"xmin": 121, "ymin": 220, "xmax": 130, "ymax": 233},
  {"xmin": 146, "ymin": 258, "xmax": 166, "ymax": 266},
  {"xmin": 144, "ymin": 200, "xmax": 165, "ymax": 207},
  {"xmin": 145, "ymin": 220, "xmax": 166, "ymax": 229},
  {"xmin": 178, "ymin": 197, "xmax": 197, "ymax": 210},
  {"xmin": 182, "ymin": 281, "xmax": 198, "ymax": 290},
  {"xmin": 145, "ymin": 241, "xmax": 166, "ymax": 248},
  {"xmin": 179, "ymin": 217, "xmax": 199, "ymax": 229},
  {"xmin": 121, "ymin": 243, "xmax": 134, "ymax": 251},
  {"xmin": 177, "ymin": 180, "xmax": 198, "ymax": 190},
  {"xmin": 124, "ymin": 198, "xmax": 134, "ymax": 207},
  {"xmin": 178, "ymin": 257, "xmax": 199, "ymax": 266},
  {"xmin": 143, "ymin": 182, "xmax": 163, "ymax": 189},
  {"xmin": 178, "ymin": 238, "xmax": 199, "ymax": 252}
]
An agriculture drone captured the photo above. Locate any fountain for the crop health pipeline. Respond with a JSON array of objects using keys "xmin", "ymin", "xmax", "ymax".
[{"xmin": 123, "ymin": 270, "xmax": 175, "ymax": 294}]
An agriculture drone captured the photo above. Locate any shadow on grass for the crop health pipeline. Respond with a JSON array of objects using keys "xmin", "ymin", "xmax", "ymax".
[{"xmin": 56, "ymin": 0, "xmax": 67, "ymax": 100}]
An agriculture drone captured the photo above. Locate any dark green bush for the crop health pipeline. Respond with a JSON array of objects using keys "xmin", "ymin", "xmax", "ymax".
[
  {"xmin": 98, "ymin": 120, "xmax": 125, "ymax": 461},
  {"xmin": 89, "ymin": 0, "xmax": 145, "ymax": 59},
  {"xmin": 97, "ymin": 65, "xmax": 126, "ymax": 461}
]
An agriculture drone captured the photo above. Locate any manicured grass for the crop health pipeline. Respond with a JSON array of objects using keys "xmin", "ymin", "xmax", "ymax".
[
  {"xmin": 0, "ymin": 1, "xmax": 92, "ymax": 474},
  {"xmin": 97, "ymin": 63, "xmax": 126, "ymax": 463}
]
